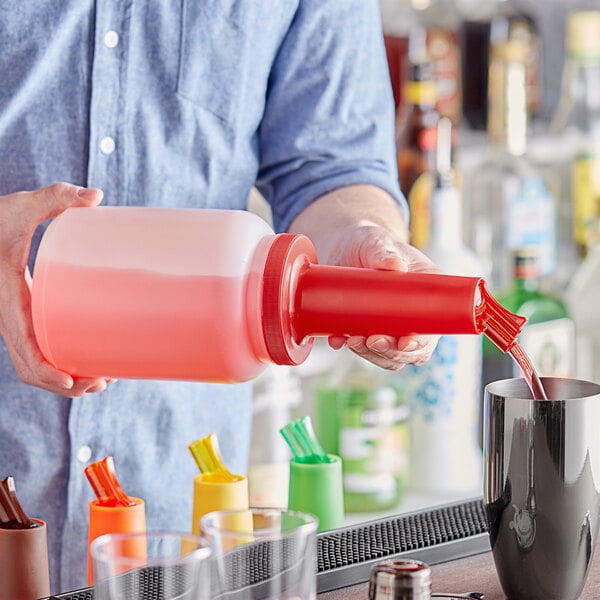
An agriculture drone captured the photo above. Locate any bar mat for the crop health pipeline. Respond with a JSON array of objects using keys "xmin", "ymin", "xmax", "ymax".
[
  {"xmin": 47, "ymin": 497, "xmax": 489, "ymax": 599},
  {"xmin": 316, "ymin": 496, "xmax": 489, "ymax": 592}
]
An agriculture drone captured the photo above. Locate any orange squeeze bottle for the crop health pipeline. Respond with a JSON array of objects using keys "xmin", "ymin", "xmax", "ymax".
[{"xmin": 85, "ymin": 456, "xmax": 146, "ymax": 584}]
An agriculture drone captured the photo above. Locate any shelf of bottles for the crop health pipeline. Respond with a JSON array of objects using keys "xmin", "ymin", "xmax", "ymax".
[
  {"xmin": 308, "ymin": 0, "xmax": 600, "ymax": 514},
  {"xmin": 251, "ymin": 1, "xmax": 600, "ymax": 519},
  {"xmin": 383, "ymin": 0, "xmax": 600, "ymax": 384}
]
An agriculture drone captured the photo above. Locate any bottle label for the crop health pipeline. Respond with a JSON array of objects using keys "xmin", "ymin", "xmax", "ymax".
[
  {"xmin": 417, "ymin": 126, "xmax": 438, "ymax": 153},
  {"xmin": 338, "ymin": 393, "xmax": 409, "ymax": 496},
  {"xmin": 406, "ymin": 335, "xmax": 481, "ymax": 425},
  {"xmin": 515, "ymin": 318, "xmax": 576, "ymax": 377},
  {"xmin": 572, "ymin": 152, "xmax": 600, "ymax": 250},
  {"xmin": 343, "ymin": 472, "xmax": 398, "ymax": 496},
  {"xmin": 408, "ymin": 172, "xmax": 434, "ymax": 250},
  {"xmin": 506, "ymin": 177, "xmax": 557, "ymax": 277},
  {"xmin": 427, "ymin": 28, "xmax": 462, "ymax": 124}
]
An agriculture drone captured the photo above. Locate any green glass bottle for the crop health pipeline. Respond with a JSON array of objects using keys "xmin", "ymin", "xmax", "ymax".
[
  {"xmin": 482, "ymin": 248, "xmax": 575, "ymax": 388},
  {"xmin": 313, "ymin": 353, "xmax": 409, "ymax": 513}
]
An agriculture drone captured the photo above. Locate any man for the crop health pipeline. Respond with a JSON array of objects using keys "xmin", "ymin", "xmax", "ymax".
[{"xmin": 0, "ymin": 1, "xmax": 438, "ymax": 592}]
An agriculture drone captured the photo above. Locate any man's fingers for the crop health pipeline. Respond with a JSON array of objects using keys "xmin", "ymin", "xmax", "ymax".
[
  {"xmin": 344, "ymin": 334, "xmax": 438, "ymax": 370},
  {"xmin": 0, "ymin": 183, "xmax": 104, "ymax": 394}
]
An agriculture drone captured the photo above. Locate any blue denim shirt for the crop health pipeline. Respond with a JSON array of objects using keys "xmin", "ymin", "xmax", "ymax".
[{"xmin": 0, "ymin": 0, "xmax": 402, "ymax": 593}]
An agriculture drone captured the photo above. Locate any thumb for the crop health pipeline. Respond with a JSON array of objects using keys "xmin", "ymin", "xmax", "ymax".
[
  {"xmin": 358, "ymin": 231, "xmax": 409, "ymax": 272},
  {"xmin": 20, "ymin": 182, "xmax": 103, "ymax": 226},
  {"xmin": 0, "ymin": 183, "xmax": 104, "ymax": 266}
]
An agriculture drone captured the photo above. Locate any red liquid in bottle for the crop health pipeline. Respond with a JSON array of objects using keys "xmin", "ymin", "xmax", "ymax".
[{"xmin": 33, "ymin": 263, "xmax": 263, "ymax": 382}]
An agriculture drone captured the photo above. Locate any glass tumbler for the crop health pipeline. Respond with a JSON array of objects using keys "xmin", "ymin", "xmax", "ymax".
[{"xmin": 91, "ymin": 530, "xmax": 212, "ymax": 600}]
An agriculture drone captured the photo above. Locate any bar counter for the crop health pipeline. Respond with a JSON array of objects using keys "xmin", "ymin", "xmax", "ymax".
[
  {"xmin": 318, "ymin": 546, "xmax": 600, "ymax": 599},
  {"xmin": 51, "ymin": 496, "xmax": 600, "ymax": 599}
]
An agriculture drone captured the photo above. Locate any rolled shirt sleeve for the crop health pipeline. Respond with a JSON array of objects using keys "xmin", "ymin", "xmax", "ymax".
[{"xmin": 256, "ymin": 0, "xmax": 407, "ymax": 232}]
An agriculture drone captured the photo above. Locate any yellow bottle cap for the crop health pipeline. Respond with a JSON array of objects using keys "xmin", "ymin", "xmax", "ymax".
[{"xmin": 401, "ymin": 80, "xmax": 438, "ymax": 106}]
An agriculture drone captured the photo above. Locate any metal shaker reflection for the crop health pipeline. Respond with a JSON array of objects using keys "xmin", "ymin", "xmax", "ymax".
[{"xmin": 484, "ymin": 377, "xmax": 600, "ymax": 600}]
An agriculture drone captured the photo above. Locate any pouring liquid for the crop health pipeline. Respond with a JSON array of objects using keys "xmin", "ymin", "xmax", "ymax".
[
  {"xmin": 509, "ymin": 342, "xmax": 548, "ymax": 400},
  {"xmin": 477, "ymin": 281, "xmax": 548, "ymax": 400}
]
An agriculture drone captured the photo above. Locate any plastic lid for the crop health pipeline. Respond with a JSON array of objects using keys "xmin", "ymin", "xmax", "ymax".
[
  {"xmin": 261, "ymin": 233, "xmax": 316, "ymax": 366},
  {"xmin": 566, "ymin": 11, "xmax": 600, "ymax": 60},
  {"xmin": 513, "ymin": 247, "xmax": 540, "ymax": 279}
]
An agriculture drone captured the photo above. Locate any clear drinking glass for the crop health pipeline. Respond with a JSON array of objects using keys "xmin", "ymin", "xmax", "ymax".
[
  {"xmin": 200, "ymin": 507, "xmax": 318, "ymax": 599},
  {"xmin": 91, "ymin": 530, "xmax": 212, "ymax": 600}
]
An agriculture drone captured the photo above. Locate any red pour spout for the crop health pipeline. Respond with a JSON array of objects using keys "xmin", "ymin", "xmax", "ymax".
[
  {"xmin": 475, "ymin": 280, "xmax": 527, "ymax": 352},
  {"xmin": 261, "ymin": 234, "xmax": 527, "ymax": 364}
]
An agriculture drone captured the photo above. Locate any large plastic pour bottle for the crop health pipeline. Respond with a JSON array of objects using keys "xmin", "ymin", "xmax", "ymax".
[{"xmin": 31, "ymin": 206, "xmax": 525, "ymax": 382}]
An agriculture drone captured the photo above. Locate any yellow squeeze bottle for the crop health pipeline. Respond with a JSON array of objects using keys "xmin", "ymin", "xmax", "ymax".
[{"xmin": 189, "ymin": 433, "xmax": 249, "ymax": 535}]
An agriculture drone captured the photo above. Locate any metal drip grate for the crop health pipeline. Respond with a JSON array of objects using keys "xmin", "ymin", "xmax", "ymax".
[{"xmin": 48, "ymin": 498, "xmax": 490, "ymax": 599}]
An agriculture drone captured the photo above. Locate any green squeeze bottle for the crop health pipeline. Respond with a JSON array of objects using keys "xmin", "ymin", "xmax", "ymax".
[{"xmin": 281, "ymin": 416, "xmax": 345, "ymax": 532}]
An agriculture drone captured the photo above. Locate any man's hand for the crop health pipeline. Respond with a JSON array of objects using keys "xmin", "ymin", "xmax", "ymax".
[
  {"xmin": 288, "ymin": 184, "xmax": 441, "ymax": 371},
  {"xmin": 325, "ymin": 222, "xmax": 440, "ymax": 370},
  {"xmin": 0, "ymin": 182, "xmax": 114, "ymax": 395}
]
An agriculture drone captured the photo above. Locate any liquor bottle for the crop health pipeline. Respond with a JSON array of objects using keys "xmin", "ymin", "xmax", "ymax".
[
  {"xmin": 564, "ymin": 243, "xmax": 600, "ymax": 383},
  {"xmin": 549, "ymin": 11, "xmax": 600, "ymax": 268},
  {"xmin": 396, "ymin": 58, "xmax": 440, "ymax": 247},
  {"xmin": 403, "ymin": 118, "xmax": 486, "ymax": 495},
  {"xmin": 380, "ymin": 0, "xmax": 418, "ymax": 111},
  {"xmin": 460, "ymin": 0, "xmax": 541, "ymax": 130},
  {"xmin": 381, "ymin": 0, "xmax": 462, "ymax": 124},
  {"xmin": 482, "ymin": 248, "xmax": 575, "ymax": 391},
  {"xmin": 463, "ymin": 39, "xmax": 557, "ymax": 293},
  {"xmin": 411, "ymin": 0, "xmax": 463, "ymax": 124},
  {"xmin": 313, "ymin": 350, "xmax": 409, "ymax": 512},
  {"xmin": 396, "ymin": 58, "xmax": 439, "ymax": 199}
]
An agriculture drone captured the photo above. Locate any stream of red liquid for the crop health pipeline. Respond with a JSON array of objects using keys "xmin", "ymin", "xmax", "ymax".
[
  {"xmin": 477, "ymin": 281, "xmax": 548, "ymax": 400},
  {"xmin": 509, "ymin": 342, "xmax": 548, "ymax": 400}
]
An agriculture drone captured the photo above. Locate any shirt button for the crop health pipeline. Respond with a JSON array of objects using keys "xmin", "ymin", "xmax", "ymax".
[
  {"xmin": 104, "ymin": 30, "xmax": 120, "ymax": 49},
  {"xmin": 76, "ymin": 445, "xmax": 93, "ymax": 463},
  {"xmin": 100, "ymin": 136, "xmax": 116, "ymax": 155}
]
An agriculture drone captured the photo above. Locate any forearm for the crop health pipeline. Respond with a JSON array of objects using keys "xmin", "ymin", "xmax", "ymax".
[{"xmin": 287, "ymin": 184, "xmax": 409, "ymax": 263}]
